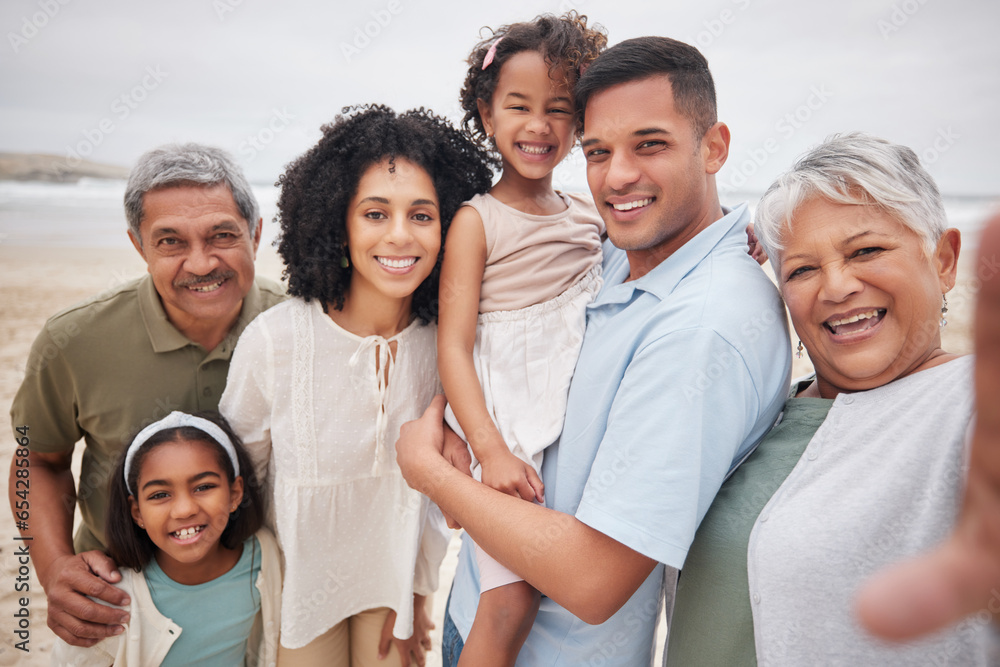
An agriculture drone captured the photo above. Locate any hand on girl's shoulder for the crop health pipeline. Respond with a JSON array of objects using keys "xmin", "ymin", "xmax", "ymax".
[{"xmin": 50, "ymin": 574, "xmax": 133, "ymax": 667}]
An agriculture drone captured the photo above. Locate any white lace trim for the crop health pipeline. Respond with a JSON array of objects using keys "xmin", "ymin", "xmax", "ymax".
[{"xmin": 291, "ymin": 299, "xmax": 319, "ymax": 482}]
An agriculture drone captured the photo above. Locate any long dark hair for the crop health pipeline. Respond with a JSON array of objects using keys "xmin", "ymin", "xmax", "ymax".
[{"xmin": 105, "ymin": 411, "xmax": 265, "ymax": 571}]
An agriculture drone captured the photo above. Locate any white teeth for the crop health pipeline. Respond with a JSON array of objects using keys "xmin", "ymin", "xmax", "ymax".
[
  {"xmin": 827, "ymin": 309, "xmax": 882, "ymax": 327},
  {"xmin": 518, "ymin": 143, "xmax": 552, "ymax": 155},
  {"xmin": 190, "ymin": 281, "xmax": 223, "ymax": 292},
  {"xmin": 173, "ymin": 526, "xmax": 203, "ymax": 539},
  {"xmin": 612, "ymin": 198, "xmax": 653, "ymax": 211},
  {"xmin": 377, "ymin": 257, "xmax": 416, "ymax": 269}
]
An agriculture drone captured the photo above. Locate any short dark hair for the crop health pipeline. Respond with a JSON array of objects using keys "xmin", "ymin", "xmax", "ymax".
[
  {"xmin": 460, "ymin": 11, "xmax": 607, "ymax": 145},
  {"xmin": 105, "ymin": 411, "xmax": 265, "ymax": 571},
  {"xmin": 575, "ymin": 36, "xmax": 717, "ymax": 139},
  {"xmin": 275, "ymin": 105, "xmax": 494, "ymax": 323}
]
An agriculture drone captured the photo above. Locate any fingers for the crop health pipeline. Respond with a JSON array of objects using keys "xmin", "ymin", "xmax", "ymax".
[
  {"xmin": 67, "ymin": 553, "xmax": 128, "ymax": 607},
  {"xmin": 974, "ymin": 214, "xmax": 1000, "ymax": 435},
  {"xmin": 397, "ymin": 397, "xmax": 450, "ymax": 493},
  {"xmin": 856, "ymin": 537, "xmax": 989, "ymax": 639},
  {"xmin": 443, "ymin": 426, "xmax": 473, "ymax": 476},
  {"xmin": 48, "ymin": 613, "xmax": 124, "ymax": 647},
  {"xmin": 526, "ymin": 466, "xmax": 545, "ymax": 503},
  {"xmin": 43, "ymin": 553, "xmax": 130, "ymax": 646},
  {"xmin": 50, "ymin": 584, "xmax": 129, "ymax": 626},
  {"xmin": 422, "ymin": 394, "xmax": 446, "ymax": 423},
  {"xmin": 407, "ymin": 637, "xmax": 427, "ymax": 667},
  {"xmin": 47, "ymin": 622, "xmax": 104, "ymax": 648},
  {"xmin": 509, "ymin": 464, "xmax": 544, "ymax": 502},
  {"xmin": 46, "ymin": 580, "xmax": 130, "ymax": 646},
  {"xmin": 377, "ymin": 609, "xmax": 396, "ymax": 660},
  {"xmin": 79, "ymin": 550, "xmax": 122, "ymax": 585},
  {"xmin": 388, "ymin": 637, "xmax": 427, "ymax": 667},
  {"xmin": 442, "ymin": 510, "xmax": 463, "ymax": 530},
  {"xmin": 513, "ymin": 475, "xmax": 536, "ymax": 502}
]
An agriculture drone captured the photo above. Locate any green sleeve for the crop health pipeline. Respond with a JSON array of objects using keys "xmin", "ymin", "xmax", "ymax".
[{"xmin": 10, "ymin": 322, "xmax": 83, "ymax": 453}]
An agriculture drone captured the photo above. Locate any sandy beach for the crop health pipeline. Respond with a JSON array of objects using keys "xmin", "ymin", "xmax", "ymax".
[{"xmin": 0, "ymin": 242, "xmax": 978, "ymax": 665}]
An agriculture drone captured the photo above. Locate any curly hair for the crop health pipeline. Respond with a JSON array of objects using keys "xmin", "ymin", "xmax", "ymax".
[
  {"xmin": 276, "ymin": 105, "xmax": 494, "ymax": 323},
  {"xmin": 459, "ymin": 11, "xmax": 607, "ymax": 145},
  {"xmin": 106, "ymin": 411, "xmax": 265, "ymax": 572}
]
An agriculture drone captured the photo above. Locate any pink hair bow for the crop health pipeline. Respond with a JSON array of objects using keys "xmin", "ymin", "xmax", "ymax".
[{"xmin": 482, "ymin": 36, "xmax": 504, "ymax": 70}]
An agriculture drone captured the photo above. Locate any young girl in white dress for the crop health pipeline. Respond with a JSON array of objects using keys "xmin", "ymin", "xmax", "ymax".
[
  {"xmin": 220, "ymin": 106, "xmax": 493, "ymax": 666},
  {"xmin": 52, "ymin": 410, "xmax": 279, "ymax": 667},
  {"xmin": 438, "ymin": 12, "xmax": 607, "ymax": 666}
]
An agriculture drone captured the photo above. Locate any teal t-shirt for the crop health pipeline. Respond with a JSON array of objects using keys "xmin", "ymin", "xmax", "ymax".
[
  {"xmin": 666, "ymin": 396, "xmax": 833, "ymax": 667},
  {"xmin": 145, "ymin": 536, "xmax": 262, "ymax": 666}
]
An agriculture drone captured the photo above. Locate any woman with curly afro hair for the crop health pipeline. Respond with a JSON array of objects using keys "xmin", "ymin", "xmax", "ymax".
[{"xmin": 219, "ymin": 105, "xmax": 493, "ymax": 667}]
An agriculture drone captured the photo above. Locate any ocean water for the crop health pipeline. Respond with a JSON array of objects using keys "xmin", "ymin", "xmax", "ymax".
[
  {"xmin": 0, "ymin": 179, "xmax": 281, "ymax": 249},
  {"xmin": 0, "ymin": 179, "xmax": 995, "ymax": 249}
]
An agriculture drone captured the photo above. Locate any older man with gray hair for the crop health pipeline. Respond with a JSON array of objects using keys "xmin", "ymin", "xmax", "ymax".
[{"xmin": 8, "ymin": 143, "xmax": 284, "ymax": 646}]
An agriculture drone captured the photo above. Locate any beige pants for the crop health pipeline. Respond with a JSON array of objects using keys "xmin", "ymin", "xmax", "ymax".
[{"xmin": 277, "ymin": 607, "xmax": 402, "ymax": 667}]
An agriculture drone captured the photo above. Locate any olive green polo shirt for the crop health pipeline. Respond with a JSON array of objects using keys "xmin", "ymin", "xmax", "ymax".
[{"xmin": 10, "ymin": 273, "xmax": 285, "ymax": 552}]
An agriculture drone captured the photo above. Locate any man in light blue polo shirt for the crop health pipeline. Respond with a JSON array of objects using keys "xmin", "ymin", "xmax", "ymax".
[{"xmin": 396, "ymin": 36, "xmax": 791, "ymax": 665}]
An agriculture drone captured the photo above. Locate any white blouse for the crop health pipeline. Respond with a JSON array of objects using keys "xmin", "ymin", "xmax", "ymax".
[{"xmin": 220, "ymin": 298, "xmax": 450, "ymax": 649}]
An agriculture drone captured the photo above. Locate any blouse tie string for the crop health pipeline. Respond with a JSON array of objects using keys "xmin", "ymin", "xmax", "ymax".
[{"xmin": 348, "ymin": 335, "xmax": 395, "ymax": 475}]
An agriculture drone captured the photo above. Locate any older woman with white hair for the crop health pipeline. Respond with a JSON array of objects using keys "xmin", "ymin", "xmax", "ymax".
[{"xmin": 665, "ymin": 132, "xmax": 993, "ymax": 665}]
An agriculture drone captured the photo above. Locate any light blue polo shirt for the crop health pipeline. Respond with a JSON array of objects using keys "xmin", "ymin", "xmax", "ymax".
[{"xmin": 448, "ymin": 204, "xmax": 792, "ymax": 666}]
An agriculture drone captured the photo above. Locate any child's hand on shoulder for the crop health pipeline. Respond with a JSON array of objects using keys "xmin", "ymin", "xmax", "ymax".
[{"xmin": 480, "ymin": 449, "xmax": 544, "ymax": 503}]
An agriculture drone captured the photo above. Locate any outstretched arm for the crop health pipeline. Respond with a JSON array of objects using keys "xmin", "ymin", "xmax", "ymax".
[
  {"xmin": 396, "ymin": 396, "xmax": 655, "ymax": 624},
  {"xmin": 437, "ymin": 206, "xmax": 543, "ymax": 502},
  {"xmin": 857, "ymin": 213, "xmax": 1000, "ymax": 638}
]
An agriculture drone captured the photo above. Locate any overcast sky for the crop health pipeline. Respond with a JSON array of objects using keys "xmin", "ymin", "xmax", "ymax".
[{"xmin": 2, "ymin": 0, "xmax": 998, "ymax": 196}]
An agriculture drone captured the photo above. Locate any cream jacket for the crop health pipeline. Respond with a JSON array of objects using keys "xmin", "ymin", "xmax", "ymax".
[{"xmin": 51, "ymin": 528, "xmax": 281, "ymax": 667}]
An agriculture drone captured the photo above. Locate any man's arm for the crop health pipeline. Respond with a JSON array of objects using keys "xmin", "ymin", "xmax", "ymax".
[
  {"xmin": 857, "ymin": 214, "xmax": 1000, "ymax": 638},
  {"xmin": 9, "ymin": 448, "xmax": 128, "ymax": 646},
  {"xmin": 396, "ymin": 396, "xmax": 656, "ymax": 625}
]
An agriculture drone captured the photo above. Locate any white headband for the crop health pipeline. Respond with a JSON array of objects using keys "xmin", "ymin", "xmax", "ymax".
[{"xmin": 124, "ymin": 411, "xmax": 240, "ymax": 495}]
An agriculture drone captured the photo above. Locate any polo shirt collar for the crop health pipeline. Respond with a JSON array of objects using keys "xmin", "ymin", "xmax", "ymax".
[
  {"xmin": 138, "ymin": 273, "xmax": 263, "ymax": 357},
  {"xmin": 597, "ymin": 203, "xmax": 750, "ymax": 306}
]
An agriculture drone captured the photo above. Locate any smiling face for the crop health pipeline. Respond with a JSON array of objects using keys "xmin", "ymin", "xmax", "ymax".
[
  {"xmin": 344, "ymin": 158, "xmax": 442, "ymax": 313},
  {"xmin": 777, "ymin": 197, "xmax": 960, "ymax": 397},
  {"xmin": 129, "ymin": 437, "xmax": 243, "ymax": 584},
  {"xmin": 582, "ymin": 75, "xmax": 729, "ymax": 278},
  {"xmin": 129, "ymin": 184, "xmax": 261, "ymax": 346},
  {"xmin": 478, "ymin": 50, "xmax": 577, "ymax": 184}
]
